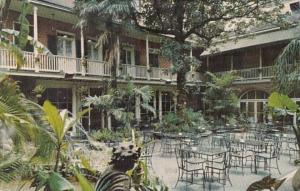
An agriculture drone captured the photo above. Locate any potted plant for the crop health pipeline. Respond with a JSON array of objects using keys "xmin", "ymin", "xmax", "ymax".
[
  {"xmin": 32, "ymin": 84, "xmax": 46, "ymax": 99},
  {"xmin": 80, "ymin": 56, "xmax": 88, "ymax": 75}
]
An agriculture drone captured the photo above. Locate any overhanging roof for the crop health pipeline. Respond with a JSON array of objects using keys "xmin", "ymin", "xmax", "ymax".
[{"xmin": 201, "ymin": 26, "xmax": 299, "ymax": 56}]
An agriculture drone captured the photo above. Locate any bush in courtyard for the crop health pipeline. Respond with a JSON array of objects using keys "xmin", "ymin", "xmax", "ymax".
[{"xmin": 159, "ymin": 108, "xmax": 209, "ymax": 133}]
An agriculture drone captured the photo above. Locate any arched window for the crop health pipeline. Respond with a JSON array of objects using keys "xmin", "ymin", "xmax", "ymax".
[{"xmin": 240, "ymin": 90, "xmax": 268, "ymax": 100}]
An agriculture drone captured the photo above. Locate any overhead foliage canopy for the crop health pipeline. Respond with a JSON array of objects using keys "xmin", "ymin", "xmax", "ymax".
[{"xmin": 75, "ymin": 0, "xmax": 289, "ymax": 110}]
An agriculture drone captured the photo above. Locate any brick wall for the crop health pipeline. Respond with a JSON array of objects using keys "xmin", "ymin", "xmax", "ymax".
[{"xmin": 5, "ymin": 10, "xmax": 172, "ymax": 68}]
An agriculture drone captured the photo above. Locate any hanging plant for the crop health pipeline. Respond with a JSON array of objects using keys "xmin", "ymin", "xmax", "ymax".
[
  {"xmin": 80, "ymin": 57, "xmax": 88, "ymax": 70},
  {"xmin": 32, "ymin": 84, "xmax": 46, "ymax": 98}
]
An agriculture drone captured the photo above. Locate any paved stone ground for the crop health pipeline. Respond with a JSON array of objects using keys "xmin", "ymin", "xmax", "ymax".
[{"xmin": 151, "ymin": 139, "xmax": 298, "ymax": 191}]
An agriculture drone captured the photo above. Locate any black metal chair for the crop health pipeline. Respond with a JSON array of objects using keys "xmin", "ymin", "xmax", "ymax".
[
  {"xmin": 140, "ymin": 140, "xmax": 155, "ymax": 168},
  {"xmin": 161, "ymin": 137, "xmax": 178, "ymax": 156},
  {"xmin": 175, "ymin": 148, "xmax": 207, "ymax": 188},
  {"xmin": 205, "ymin": 151, "xmax": 232, "ymax": 187},
  {"xmin": 230, "ymin": 144, "xmax": 253, "ymax": 175},
  {"xmin": 288, "ymin": 141, "xmax": 300, "ymax": 161},
  {"xmin": 254, "ymin": 141, "xmax": 281, "ymax": 175}
]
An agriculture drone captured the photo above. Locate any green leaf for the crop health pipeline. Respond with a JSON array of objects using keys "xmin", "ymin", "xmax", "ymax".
[
  {"xmin": 43, "ymin": 100, "xmax": 64, "ymax": 143},
  {"xmin": 46, "ymin": 172, "xmax": 75, "ymax": 191},
  {"xmin": 17, "ymin": 1, "xmax": 29, "ymax": 50},
  {"xmin": 75, "ymin": 170, "xmax": 94, "ymax": 191},
  {"xmin": 268, "ymin": 92, "xmax": 298, "ymax": 113}
]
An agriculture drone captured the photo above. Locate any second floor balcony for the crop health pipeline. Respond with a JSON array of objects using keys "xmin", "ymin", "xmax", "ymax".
[
  {"xmin": 213, "ymin": 66, "xmax": 275, "ymax": 82},
  {"xmin": 0, "ymin": 49, "xmax": 201, "ymax": 84}
]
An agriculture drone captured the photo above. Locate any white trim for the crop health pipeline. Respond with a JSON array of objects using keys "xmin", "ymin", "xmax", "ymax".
[{"xmin": 56, "ymin": 31, "xmax": 76, "ymax": 58}]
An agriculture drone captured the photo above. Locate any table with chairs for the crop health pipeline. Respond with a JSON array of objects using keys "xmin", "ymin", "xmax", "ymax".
[{"xmin": 155, "ymin": 126, "xmax": 295, "ymax": 189}]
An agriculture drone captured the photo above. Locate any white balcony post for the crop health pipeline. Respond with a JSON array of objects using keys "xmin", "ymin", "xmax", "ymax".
[
  {"xmin": 80, "ymin": 25, "xmax": 86, "ymax": 76},
  {"xmin": 146, "ymin": 34, "xmax": 150, "ymax": 80},
  {"xmin": 33, "ymin": 6, "xmax": 39, "ymax": 72},
  {"xmin": 135, "ymin": 95, "xmax": 141, "ymax": 122},
  {"xmin": 206, "ymin": 56, "xmax": 209, "ymax": 71},
  {"xmin": 153, "ymin": 92, "xmax": 157, "ymax": 118},
  {"xmin": 116, "ymin": 35, "xmax": 120, "ymax": 76},
  {"xmin": 159, "ymin": 91, "xmax": 162, "ymax": 122},
  {"xmin": 72, "ymin": 86, "xmax": 77, "ymax": 135},
  {"xmin": 230, "ymin": 55, "xmax": 234, "ymax": 71},
  {"xmin": 107, "ymin": 115, "xmax": 112, "ymax": 130},
  {"xmin": 101, "ymin": 112, "xmax": 105, "ymax": 129},
  {"xmin": 259, "ymin": 47, "xmax": 262, "ymax": 79},
  {"xmin": 190, "ymin": 47, "xmax": 193, "ymax": 71}
]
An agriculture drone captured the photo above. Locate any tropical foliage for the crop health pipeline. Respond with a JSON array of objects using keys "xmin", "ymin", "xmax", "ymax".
[
  {"xmin": 268, "ymin": 92, "xmax": 300, "ymax": 153},
  {"xmin": 91, "ymin": 127, "xmax": 138, "ymax": 143},
  {"xmin": 274, "ymin": 38, "xmax": 300, "ymax": 95},
  {"xmin": 203, "ymin": 71, "xmax": 239, "ymax": 124},
  {"xmin": 159, "ymin": 108, "xmax": 209, "ymax": 133},
  {"xmin": 85, "ymin": 80, "xmax": 155, "ymax": 129},
  {"xmin": 75, "ymin": 0, "xmax": 287, "ymax": 111}
]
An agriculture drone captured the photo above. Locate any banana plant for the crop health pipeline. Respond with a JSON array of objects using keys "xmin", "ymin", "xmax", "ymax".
[
  {"xmin": 268, "ymin": 92, "xmax": 300, "ymax": 156},
  {"xmin": 41, "ymin": 100, "xmax": 89, "ymax": 172}
]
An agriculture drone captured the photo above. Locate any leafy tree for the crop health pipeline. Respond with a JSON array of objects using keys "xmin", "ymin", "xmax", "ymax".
[
  {"xmin": 85, "ymin": 80, "xmax": 155, "ymax": 129},
  {"xmin": 274, "ymin": 36, "xmax": 300, "ymax": 95},
  {"xmin": 203, "ymin": 71, "xmax": 239, "ymax": 124},
  {"xmin": 0, "ymin": 74, "xmax": 37, "ymax": 151},
  {"xmin": 267, "ymin": 92, "xmax": 300, "ymax": 152},
  {"xmin": 75, "ymin": 0, "xmax": 287, "ymax": 113},
  {"xmin": 36, "ymin": 101, "xmax": 89, "ymax": 172}
]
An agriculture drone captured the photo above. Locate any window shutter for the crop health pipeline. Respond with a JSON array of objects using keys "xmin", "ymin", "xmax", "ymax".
[
  {"xmin": 135, "ymin": 50, "xmax": 140, "ymax": 65},
  {"xmin": 76, "ymin": 40, "xmax": 81, "ymax": 58},
  {"xmin": 47, "ymin": 35, "xmax": 57, "ymax": 55}
]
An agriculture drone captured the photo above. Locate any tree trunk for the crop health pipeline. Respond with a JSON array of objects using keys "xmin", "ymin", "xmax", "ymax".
[
  {"xmin": 0, "ymin": 0, "xmax": 11, "ymax": 32},
  {"xmin": 54, "ymin": 145, "xmax": 61, "ymax": 172},
  {"xmin": 176, "ymin": 70, "xmax": 187, "ymax": 111}
]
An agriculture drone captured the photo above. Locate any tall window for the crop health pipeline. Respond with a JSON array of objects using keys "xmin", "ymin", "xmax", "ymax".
[
  {"xmin": 240, "ymin": 90, "xmax": 268, "ymax": 123},
  {"xmin": 149, "ymin": 53, "xmax": 159, "ymax": 67},
  {"xmin": 87, "ymin": 40, "xmax": 102, "ymax": 61},
  {"xmin": 120, "ymin": 46, "xmax": 134, "ymax": 65},
  {"xmin": 39, "ymin": 88, "xmax": 72, "ymax": 112},
  {"xmin": 57, "ymin": 32, "xmax": 75, "ymax": 57},
  {"xmin": 162, "ymin": 91, "xmax": 175, "ymax": 115}
]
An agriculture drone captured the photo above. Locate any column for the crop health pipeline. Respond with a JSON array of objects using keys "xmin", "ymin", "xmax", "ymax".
[
  {"xmin": 174, "ymin": 95, "xmax": 177, "ymax": 113},
  {"xmin": 206, "ymin": 56, "xmax": 209, "ymax": 71},
  {"xmin": 80, "ymin": 25, "xmax": 86, "ymax": 76},
  {"xmin": 107, "ymin": 115, "xmax": 112, "ymax": 130},
  {"xmin": 101, "ymin": 112, "xmax": 105, "ymax": 129},
  {"xmin": 259, "ymin": 47, "xmax": 262, "ymax": 79},
  {"xmin": 159, "ymin": 91, "xmax": 163, "ymax": 121},
  {"xmin": 153, "ymin": 92, "xmax": 157, "ymax": 118},
  {"xmin": 135, "ymin": 95, "xmax": 141, "ymax": 122},
  {"xmin": 230, "ymin": 55, "xmax": 234, "ymax": 71},
  {"xmin": 72, "ymin": 86, "xmax": 77, "ymax": 135},
  {"xmin": 116, "ymin": 35, "xmax": 120, "ymax": 76},
  {"xmin": 146, "ymin": 34, "xmax": 150, "ymax": 80},
  {"xmin": 190, "ymin": 48, "xmax": 193, "ymax": 70},
  {"xmin": 33, "ymin": 6, "xmax": 39, "ymax": 72}
]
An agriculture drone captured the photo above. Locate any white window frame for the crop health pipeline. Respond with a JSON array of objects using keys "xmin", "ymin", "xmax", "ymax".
[
  {"xmin": 87, "ymin": 38, "xmax": 103, "ymax": 61},
  {"xmin": 56, "ymin": 31, "xmax": 76, "ymax": 58},
  {"xmin": 121, "ymin": 44, "xmax": 135, "ymax": 65}
]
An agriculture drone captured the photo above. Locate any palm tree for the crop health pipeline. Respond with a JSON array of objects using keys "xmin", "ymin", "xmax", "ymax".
[
  {"xmin": 85, "ymin": 80, "xmax": 155, "ymax": 130},
  {"xmin": 273, "ymin": 34, "xmax": 300, "ymax": 160},
  {"xmin": 75, "ymin": 0, "xmax": 135, "ymax": 89},
  {"xmin": 274, "ymin": 38, "xmax": 300, "ymax": 95}
]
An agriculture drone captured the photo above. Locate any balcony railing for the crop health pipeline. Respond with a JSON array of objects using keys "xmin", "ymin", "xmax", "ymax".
[
  {"xmin": 0, "ymin": 49, "xmax": 190, "ymax": 82},
  {"xmin": 214, "ymin": 66, "xmax": 274, "ymax": 81}
]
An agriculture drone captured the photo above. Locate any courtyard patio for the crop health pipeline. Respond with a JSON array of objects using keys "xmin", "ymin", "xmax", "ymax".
[{"xmin": 141, "ymin": 129, "xmax": 299, "ymax": 191}]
